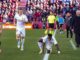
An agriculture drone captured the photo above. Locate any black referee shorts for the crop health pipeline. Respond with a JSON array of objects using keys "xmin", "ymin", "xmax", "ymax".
[{"xmin": 49, "ymin": 23, "xmax": 54, "ymax": 28}]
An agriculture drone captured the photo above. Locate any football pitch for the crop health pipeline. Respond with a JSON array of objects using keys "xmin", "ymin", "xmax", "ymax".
[{"xmin": 0, "ymin": 29, "xmax": 80, "ymax": 60}]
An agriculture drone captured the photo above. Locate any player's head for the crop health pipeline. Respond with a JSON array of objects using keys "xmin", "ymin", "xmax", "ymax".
[
  {"xmin": 50, "ymin": 10, "xmax": 53, "ymax": 15},
  {"xmin": 66, "ymin": 11, "xmax": 71, "ymax": 17},
  {"xmin": 48, "ymin": 33, "xmax": 52, "ymax": 41},
  {"xmin": 18, "ymin": 7, "xmax": 23, "ymax": 15}
]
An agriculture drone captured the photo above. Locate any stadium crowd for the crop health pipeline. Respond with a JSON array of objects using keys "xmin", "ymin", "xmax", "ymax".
[
  {"xmin": 0, "ymin": 0, "xmax": 17, "ymax": 23},
  {"xmin": 0, "ymin": 0, "xmax": 80, "ymax": 29}
]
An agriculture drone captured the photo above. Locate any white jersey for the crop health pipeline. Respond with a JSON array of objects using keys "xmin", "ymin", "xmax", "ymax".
[
  {"xmin": 14, "ymin": 13, "xmax": 28, "ymax": 29},
  {"xmin": 42, "ymin": 35, "xmax": 57, "ymax": 50}
]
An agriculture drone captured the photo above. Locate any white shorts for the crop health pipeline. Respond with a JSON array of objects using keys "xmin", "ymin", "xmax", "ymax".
[
  {"xmin": 16, "ymin": 28, "xmax": 25, "ymax": 37},
  {"xmin": 46, "ymin": 36, "xmax": 58, "ymax": 50},
  {"xmin": 46, "ymin": 45, "xmax": 52, "ymax": 50}
]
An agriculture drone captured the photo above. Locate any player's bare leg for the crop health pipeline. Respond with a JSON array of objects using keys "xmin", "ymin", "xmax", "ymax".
[
  {"xmin": 38, "ymin": 42, "xmax": 43, "ymax": 54},
  {"xmin": 52, "ymin": 35, "xmax": 61, "ymax": 54},
  {"xmin": 55, "ymin": 44, "xmax": 61, "ymax": 54},
  {"xmin": 38, "ymin": 38, "xmax": 44, "ymax": 54}
]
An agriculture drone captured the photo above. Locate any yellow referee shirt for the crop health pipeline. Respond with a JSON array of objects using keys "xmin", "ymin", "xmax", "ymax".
[{"xmin": 47, "ymin": 15, "xmax": 56, "ymax": 24}]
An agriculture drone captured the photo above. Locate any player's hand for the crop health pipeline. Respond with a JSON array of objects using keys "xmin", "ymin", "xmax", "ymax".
[{"xmin": 39, "ymin": 50, "xmax": 43, "ymax": 54}]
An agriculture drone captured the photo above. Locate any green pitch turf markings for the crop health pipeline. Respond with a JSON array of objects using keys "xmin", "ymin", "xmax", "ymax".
[{"xmin": 69, "ymin": 39, "xmax": 77, "ymax": 50}]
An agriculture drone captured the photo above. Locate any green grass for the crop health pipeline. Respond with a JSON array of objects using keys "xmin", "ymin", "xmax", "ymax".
[{"xmin": 0, "ymin": 29, "xmax": 80, "ymax": 60}]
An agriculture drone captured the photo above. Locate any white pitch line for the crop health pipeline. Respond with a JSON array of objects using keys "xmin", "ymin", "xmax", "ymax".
[
  {"xmin": 53, "ymin": 29, "xmax": 57, "ymax": 37},
  {"xmin": 43, "ymin": 53, "xmax": 50, "ymax": 60},
  {"xmin": 69, "ymin": 39, "xmax": 77, "ymax": 50}
]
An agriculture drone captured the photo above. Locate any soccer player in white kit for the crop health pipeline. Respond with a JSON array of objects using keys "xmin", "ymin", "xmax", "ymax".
[
  {"xmin": 38, "ymin": 32, "xmax": 60, "ymax": 54},
  {"xmin": 38, "ymin": 33, "xmax": 61, "ymax": 60},
  {"xmin": 14, "ymin": 8, "xmax": 28, "ymax": 51}
]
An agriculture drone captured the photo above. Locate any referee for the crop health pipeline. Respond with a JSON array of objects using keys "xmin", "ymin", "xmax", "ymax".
[
  {"xmin": 47, "ymin": 11, "xmax": 56, "ymax": 30},
  {"xmin": 72, "ymin": 10, "xmax": 80, "ymax": 47}
]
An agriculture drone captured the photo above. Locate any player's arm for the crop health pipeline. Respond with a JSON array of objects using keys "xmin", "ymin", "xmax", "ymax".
[
  {"xmin": 14, "ymin": 14, "xmax": 17, "ymax": 26},
  {"xmin": 52, "ymin": 36, "xmax": 61, "ymax": 54},
  {"xmin": 47, "ymin": 16, "xmax": 49, "ymax": 23},
  {"xmin": 24, "ymin": 15, "xmax": 28, "ymax": 23},
  {"xmin": 55, "ymin": 44, "xmax": 61, "ymax": 53},
  {"xmin": 54, "ymin": 16, "xmax": 57, "ymax": 29}
]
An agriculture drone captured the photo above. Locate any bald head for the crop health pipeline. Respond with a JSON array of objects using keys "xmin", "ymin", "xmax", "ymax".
[{"xmin": 76, "ymin": 10, "xmax": 80, "ymax": 16}]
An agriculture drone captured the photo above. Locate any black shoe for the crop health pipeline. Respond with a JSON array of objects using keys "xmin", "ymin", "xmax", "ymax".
[{"xmin": 76, "ymin": 44, "xmax": 79, "ymax": 48}]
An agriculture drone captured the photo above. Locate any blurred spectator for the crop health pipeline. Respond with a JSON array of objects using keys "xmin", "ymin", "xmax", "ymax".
[
  {"xmin": 65, "ymin": 11, "xmax": 73, "ymax": 38},
  {"xmin": 8, "ymin": 11, "xmax": 14, "ymax": 23},
  {"xmin": 0, "ymin": 0, "xmax": 79, "ymax": 30},
  {"xmin": 3, "ymin": 12, "xmax": 8, "ymax": 23},
  {"xmin": 32, "ymin": 18, "xmax": 39, "ymax": 29},
  {"xmin": 72, "ymin": 10, "xmax": 80, "ymax": 47}
]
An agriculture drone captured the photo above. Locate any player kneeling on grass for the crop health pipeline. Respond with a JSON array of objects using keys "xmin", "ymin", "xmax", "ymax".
[
  {"xmin": 14, "ymin": 8, "xmax": 28, "ymax": 51},
  {"xmin": 38, "ymin": 33, "xmax": 61, "ymax": 54}
]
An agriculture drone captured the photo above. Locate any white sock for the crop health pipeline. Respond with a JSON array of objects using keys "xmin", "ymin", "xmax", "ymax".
[
  {"xmin": 17, "ymin": 39, "xmax": 20, "ymax": 47},
  {"xmin": 21, "ymin": 38, "xmax": 25, "ymax": 49},
  {"xmin": 43, "ymin": 53, "xmax": 50, "ymax": 60}
]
